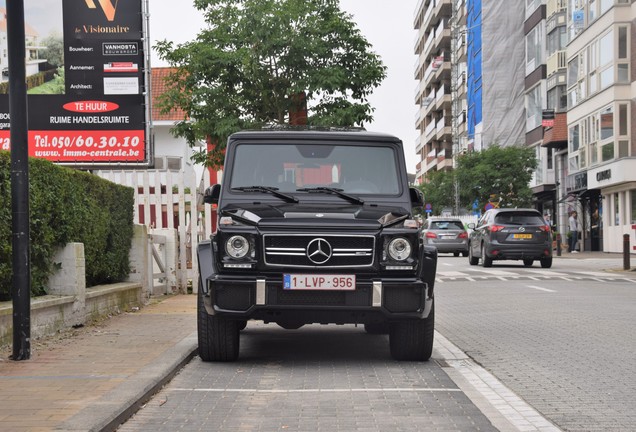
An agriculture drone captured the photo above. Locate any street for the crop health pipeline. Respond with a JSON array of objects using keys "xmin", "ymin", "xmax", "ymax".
[{"xmin": 119, "ymin": 255, "xmax": 636, "ymax": 431}]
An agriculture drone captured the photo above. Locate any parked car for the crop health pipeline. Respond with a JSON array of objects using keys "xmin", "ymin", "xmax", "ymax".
[
  {"xmin": 198, "ymin": 129, "xmax": 437, "ymax": 362},
  {"xmin": 422, "ymin": 218, "xmax": 469, "ymax": 256},
  {"xmin": 467, "ymin": 208, "xmax": 552, "ymax": 268}
]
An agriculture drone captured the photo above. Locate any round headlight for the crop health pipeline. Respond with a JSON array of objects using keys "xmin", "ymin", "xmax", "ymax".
[
  {"xmin": 226, "ymin": 235, "xmax": 249, "ymax": 258},
  {"xmin": 388, "ymin": 237, "xmax": 411, "ymax": 261}
]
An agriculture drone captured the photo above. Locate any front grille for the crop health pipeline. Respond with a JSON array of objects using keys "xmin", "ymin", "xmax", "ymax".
[
  {"xmin": 264, "ymin": 234, "xmax": 375, "ymax": 268},
  {"xmin": 271, "ymin": 285, "xmax": 371, "ymax": 306}
]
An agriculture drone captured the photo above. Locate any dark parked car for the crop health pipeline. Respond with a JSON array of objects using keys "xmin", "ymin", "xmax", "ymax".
[
  {"xmin": 422, "ymin": 218, "xmax": 468, "ymax": 256},
  {"xmin": 467, "ymin": 208, "xmax": 552, "ymax": 268},
  {"xmin": 198, "ymin": 129, "xmax": 437, "ymax": 362}
]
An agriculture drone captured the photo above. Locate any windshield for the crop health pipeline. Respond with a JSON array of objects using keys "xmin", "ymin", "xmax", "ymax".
[{"xmin": 230, "ymin": 143, "xmax": 401, "ymax": 195}]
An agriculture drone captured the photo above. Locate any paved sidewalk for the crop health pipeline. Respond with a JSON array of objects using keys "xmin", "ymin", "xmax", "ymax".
[
  {"xmin": 0, "ymin": 294, "xmax": 198, "ymax": 432},
  {"xmin": 0, "ymin": 252, "xmax": 632, "ymax": 432}
]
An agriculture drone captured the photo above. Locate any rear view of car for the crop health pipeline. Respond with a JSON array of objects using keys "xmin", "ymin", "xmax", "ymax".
[
  {"xmin": 422, "ymin": 219, "xmax": 468, "ymax": 256},
  {"xmin": 468, "ymin": 209, "xmax": 552, "ymax": 268}
]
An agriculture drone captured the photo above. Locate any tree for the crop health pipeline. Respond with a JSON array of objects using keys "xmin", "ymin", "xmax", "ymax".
[
  {"xmin": 455, "ymin": 145, "xmax": 537, "ymax": 211},
  {"xmin": 419, "ymin": 170, "xmax": 455, "ymax": 215},
  {"xmin": 419, "ymin": 145, "xmax": 537, "ymax": 215},
  {"xmin": 154, "ymin": 0, "xmax": 387, "ymax": 167}
]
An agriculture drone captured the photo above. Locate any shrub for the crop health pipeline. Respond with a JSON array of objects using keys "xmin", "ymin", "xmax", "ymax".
[{"xmin": 0, "ymin": 151, "xmax": 134, "ymax": 300}]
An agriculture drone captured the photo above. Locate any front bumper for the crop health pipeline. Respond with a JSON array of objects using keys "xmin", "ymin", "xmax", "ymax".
[{"xmin": 202, "ymin": 274, "xmax": 433, "ymax": 323}]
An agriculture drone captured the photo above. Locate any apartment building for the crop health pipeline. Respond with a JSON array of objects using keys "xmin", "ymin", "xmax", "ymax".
[
  {"xmin": 563, "ymin": 0, "xmax": 634, "ymax": 252},
  {"xmin": 414, "ymin": 0, "xmax": 454, "ymax": 185},
  {"xmin": 414, "ymin": 0, "xmax": 525, "ymax": 185},
  {"xmin": 525, "ymin": 1, "xmax": 559, "ymax": 236}
]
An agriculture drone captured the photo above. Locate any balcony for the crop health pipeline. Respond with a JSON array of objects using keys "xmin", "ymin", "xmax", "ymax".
[
  {"xmin": 546, "ymin": 0, "xmax": 567, "ymax": 18},
  {"xmin": 546, "ymin": 50, "xmax": 566, "ymax": 77},
  {"xmin": 425, "ymin": 120, "xmax": 436, "ymax": 140}
]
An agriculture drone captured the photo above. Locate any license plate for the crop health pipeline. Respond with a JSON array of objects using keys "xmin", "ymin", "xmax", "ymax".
[
  {"xmin": 513, "ymin": 233, "xmax": 533, "ymax": 239},
  {"xmin": 283, "ymin": 274, "xmax": 355, "ymax": 290}
]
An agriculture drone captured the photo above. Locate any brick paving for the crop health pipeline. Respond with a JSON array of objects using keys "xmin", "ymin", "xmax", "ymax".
[
  {"xmin": 0, "ymin": 295, "xmax": 197, "ymax": 432},
  {"xmin": 435, "ymin": 270, "xmax": 636, "ymax": 431}
]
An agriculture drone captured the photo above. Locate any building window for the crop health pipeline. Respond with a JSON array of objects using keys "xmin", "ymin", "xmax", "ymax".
[
  {"xmin": 547, "ymin": 85, "xmax": 567, "ymax": 112},
  {"xmin": 526, "ymin": 85, "xmax": 542, "ymax": 131},
  {"xmin": 547, "ymin": 26, "xmax": 566, "ymax": 55},
  {"xmin": 600, "ymin": 105, "xmax": 613, "ymax": 140},
  {"xmin": 600, "ymin": 0, "xmax": 613, "ymax": 15},
  {"xmin": 526, "ymin": 24, "xmax": 544, "ymax": 74},
  {"xmin": 569, "ymin": 124, "xmax": 579, "ymax": 152},
  {"xmin": 614, "ymin": 192, "xmax": 620, "ymax": 226},
  {"xmin": 602, "ymin": 142, "xmax": 614, "ymax": 161},
  {"xmin": 631, "ymin": 190, "xmax": 636, "ymax": 225},
  {"xmin": 619, "ymin": 103, "xmax": 628, "ymax": 136},
  {"xmin": 599, "ymin": 30, "xmax": 613, "ymax": 66}
]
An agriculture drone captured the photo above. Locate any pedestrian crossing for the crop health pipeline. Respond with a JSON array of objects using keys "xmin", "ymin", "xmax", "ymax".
[{"xmin": 435, "ymin": 268, "xmax": 636, "ymax": 283}]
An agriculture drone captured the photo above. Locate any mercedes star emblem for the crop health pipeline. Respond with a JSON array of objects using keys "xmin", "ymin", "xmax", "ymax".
[{"xmin": 306, "ymin": 238, "xmax": 332, "ymax": 264}]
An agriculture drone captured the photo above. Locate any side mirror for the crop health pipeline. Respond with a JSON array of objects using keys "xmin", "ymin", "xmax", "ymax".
[
  {"xmin": 467, "ymin": 223, "xmax": 476, "ymax": 229},
  {"xmin": 203, "ymin": 184, "xmax": 221, "ymax": 204},
  {"xmin": 409, "ymin": 187, "xmax": 424, "ymax": 208}
]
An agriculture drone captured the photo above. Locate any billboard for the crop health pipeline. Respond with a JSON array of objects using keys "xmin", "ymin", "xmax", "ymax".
[{"xmin": 0, "ymin": 0, "xmax": 150, "ymax": 167}]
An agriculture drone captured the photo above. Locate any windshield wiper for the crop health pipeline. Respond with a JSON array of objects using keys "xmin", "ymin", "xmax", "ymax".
[
  {"xmin": 296, "ymin": 187, "xmax": 364, "ymax": 205},
  {"xmin": 231, "ymin": 186, "xmax": 299, "ymax": 203}
]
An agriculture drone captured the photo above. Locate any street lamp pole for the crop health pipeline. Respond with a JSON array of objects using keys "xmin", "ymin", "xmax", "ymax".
[{"xmin": 7, "ymin": 0, "xmax": 31, "ymax": 360}]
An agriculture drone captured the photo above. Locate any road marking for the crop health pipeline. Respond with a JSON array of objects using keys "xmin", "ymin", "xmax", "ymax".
[
  {"xmin": 170, "ymin": 387, "xmax": 462, "ymax": 393},
  {"xmin": 437, "ymin": 271, "xmax": 470, "ymax": 277},
  {"xmin": 525, "ymin": 285, "xmax": 556, "ymax": 293},
  {"xmin": 434, "ymin": 332, "xmax": 563, "ymax": 432}
]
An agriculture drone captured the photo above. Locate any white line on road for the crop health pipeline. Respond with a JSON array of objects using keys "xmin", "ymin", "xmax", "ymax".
[
  {"xmin": 525, "ymin": 285, "xmax": 556, "ymax": 292},
  {"xmin": 170, "ymin": 387, "xmax": 462, "ymax": 393}
]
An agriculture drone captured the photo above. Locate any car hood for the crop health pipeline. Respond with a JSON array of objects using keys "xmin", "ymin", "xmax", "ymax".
[{"xmin": 220, "ymin": 203, "xmax": 411, "ymax": 230}]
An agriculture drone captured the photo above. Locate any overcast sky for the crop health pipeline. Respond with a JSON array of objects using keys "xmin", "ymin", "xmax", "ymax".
[{"xmin": 149, "ymin": 0, "xmax": 419, "ymax": 172}]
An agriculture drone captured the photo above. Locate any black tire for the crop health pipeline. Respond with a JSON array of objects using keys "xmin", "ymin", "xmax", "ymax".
[
  {"xmin": 197, "ymin": 280, "xmax": 240, "ymax": 362},
  {"xmin": 462, "ymin": 251, "xmax": 469, "ymax": 257},
  {"xmin": 389, "ymin": 302, "xmax": 434, "ymax": 361},
  {"xmin": 468, "ymin": 244, "xmax": 479, "ymax": 265},
  {"xmin": 237, "ymin": 320, "xmax": 247, "ymax": 331},
  {"xmin": 523, "ymin": 259, "xmax": 534, "ymax": 267},
  {"xmin": 540, "ymin": 257, "xmax": 553, "ymax": 268},
  {"xmin": 453, "ymin": 252, "xmax": 460, "ymax": 257},
  {"xmin": 364, "ymin": 322, "xmax": 390, "ymax": 334},
  {"xmin": 481, "ymin": 244, "xmax": 493, "ymax": 268}
]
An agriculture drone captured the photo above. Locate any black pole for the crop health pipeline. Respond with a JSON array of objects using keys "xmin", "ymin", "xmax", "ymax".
[
  {"xmin": 7, "ymin": 0, "xmax": 31, "ymax": 360},
  {"xmin": 623, "ymin": 234, "xmax": 630, "ymax": 271}
]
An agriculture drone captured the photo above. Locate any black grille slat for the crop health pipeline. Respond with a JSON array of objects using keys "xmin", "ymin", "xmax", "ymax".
[{"xmin": 264, "ymin": 234, "xmax": 375, "ymax": 268}]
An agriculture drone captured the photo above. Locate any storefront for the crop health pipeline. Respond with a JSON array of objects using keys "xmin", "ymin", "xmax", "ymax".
[
  {"xmin": 562, "ymin": 171, "xmax": 602, "ymax": 252},
  {"xmin": 588, "ymin": 160, "xmax": 636, "ymax": 253}
]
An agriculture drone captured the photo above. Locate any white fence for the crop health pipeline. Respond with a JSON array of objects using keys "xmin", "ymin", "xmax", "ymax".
[{"xmin": 96, "ymin": 169, "xmax": 208, "ymax": 294}]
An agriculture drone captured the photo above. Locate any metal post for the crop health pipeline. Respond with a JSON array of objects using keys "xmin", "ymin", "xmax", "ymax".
[
  {"xmin": 556, "ymin": 233, "xmax": 562, "ymax": 257},
  {"xmin": 7, "ymin": 0, "xmax": 31, "ymax": 360},
  {"xmin": 623, "ymin": 234, "xmax": 630, "ymax": 271}
]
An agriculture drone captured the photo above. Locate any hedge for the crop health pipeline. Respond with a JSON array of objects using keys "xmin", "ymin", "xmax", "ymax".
[{"xmin": 0, "ymin": 151, "xmax": 135, "ymax": 301}]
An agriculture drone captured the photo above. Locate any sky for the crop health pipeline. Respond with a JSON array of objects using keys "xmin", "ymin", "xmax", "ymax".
[{"xmin": 148, "ymin": 0, "xmax": 419, "ymax": 172}]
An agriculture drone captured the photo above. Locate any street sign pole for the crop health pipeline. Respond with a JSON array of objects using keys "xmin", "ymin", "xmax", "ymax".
[{"xmin": 7, "ymin": 0, "xmax": 31, "ymax": 360}]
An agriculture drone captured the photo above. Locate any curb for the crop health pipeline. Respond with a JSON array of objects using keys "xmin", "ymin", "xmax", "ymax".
[{"xmin": 57, "ymin": 331, "xmax": 198, "ymax": 432}]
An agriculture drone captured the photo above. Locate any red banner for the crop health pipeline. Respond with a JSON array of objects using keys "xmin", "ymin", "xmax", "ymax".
[{"xmin": 1, "ymin": 130, "xmax": 144, "ymax": 162}]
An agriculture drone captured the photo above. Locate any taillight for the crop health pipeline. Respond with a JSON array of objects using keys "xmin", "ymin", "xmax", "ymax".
[
  {"xmin": 425, "ymin": 232, "xmax": 437, "ymax": 239},
  {"xmin": 539, "ymin": 225, "xmax": 551, "ymax": 232},
  {"xmin": 488, "ymin": 225, "xmax": 505, "ymax": 232},
  {"xmin": 458, "ymin": 231, "xmax": 468, "ymax": 239}
]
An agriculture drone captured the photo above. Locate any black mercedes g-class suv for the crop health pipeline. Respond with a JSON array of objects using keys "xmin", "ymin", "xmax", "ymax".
[{"xmin": 198, "ymin": 130, "xmax": 437, "ymax": 361}]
